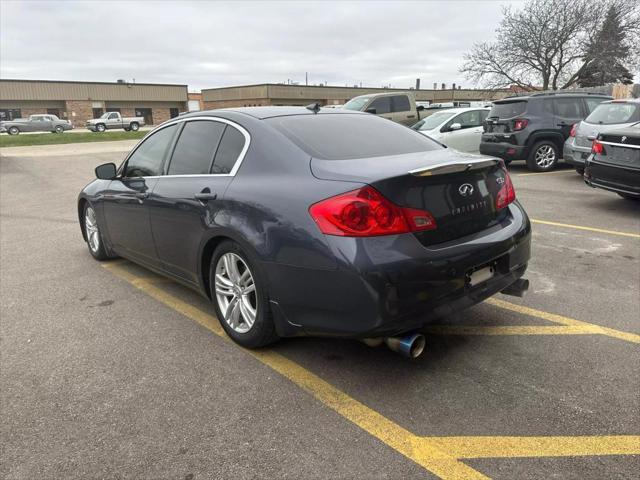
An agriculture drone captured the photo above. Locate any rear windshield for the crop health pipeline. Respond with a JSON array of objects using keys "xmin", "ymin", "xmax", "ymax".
[
  {"xmin": 488, "ymin": 101, "xmax": 527, "ymax": 119},
  {"xmin": 585, "ymin": 103, "xmax": 639, "ymax": 125},
  {"xmin": 268, "ymin": 113, "xmax": 442, "ymax": 160}
]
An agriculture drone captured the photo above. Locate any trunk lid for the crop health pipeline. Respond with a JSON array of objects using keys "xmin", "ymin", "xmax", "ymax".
[{"xmin": 311, "ymin": 150, "xmax": 510, "ymax": 246}]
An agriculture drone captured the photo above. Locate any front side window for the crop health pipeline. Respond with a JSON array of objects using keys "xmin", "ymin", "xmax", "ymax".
[
  {"xmin": 391, "ymin": 95, "xmax": 410, "ymax": 113},
  {"xmin": 446, "ymin": 110, "xmax": 483, "ymax": 130},
  {"xmin": 367, "ymin": 97, "xmax": 391, "ymax": 115},
  {"xmin": 212, "ymin": 126, "xmax": 246, "ymax": 174},
  {"xmin": 168, "ymin": 120, "xmax": 225, "ymax": 175},
  {"xmin": 554, "ymin": 98, "xmax": 582, "ymax": 118},
  {"xmin": 585, "ymin": 97, "xmax": 608, "ymax": 113},
  {"xmin": 124, "ymin": 124, "xmax": 177, "ymax": 177},
  {"xmin": 108, "ymin": 113, "xmax": 119, "ymax": 120}
]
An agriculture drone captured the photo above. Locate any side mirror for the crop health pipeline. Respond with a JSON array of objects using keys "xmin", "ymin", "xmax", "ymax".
[
  {"xmin": 365, "ymin": 107, "xmax": 377, "ymax": 114},
  {"xmin": 417, "ymin": 105, "xmax": 425, "ymax": 111},
  {"xmin": 95, "ymin": 162, "xmax": 117, "ymax": 180},
  {"xmin": 449, "ymin": 123, "xmax": 462, "ymax": 131}
]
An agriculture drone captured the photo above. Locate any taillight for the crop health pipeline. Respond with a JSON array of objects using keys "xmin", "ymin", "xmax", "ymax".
[
  {"xmin": 592, "ymin": 140, "xmax": 604, "ymax": 155},
  {"xmin": 495, "ymin": 166, "xmax": 516, "ymax": 210},
  {"xmin": 569, "ymin": 123, "xmax": 578, "ymax": 137},
  {"xmin": 309, "ymin": 186, "xmax": 437, "ymax": 237},
  {"xmin": 513, "ymin": 119, "xmax": 529, "ymax": 131}
]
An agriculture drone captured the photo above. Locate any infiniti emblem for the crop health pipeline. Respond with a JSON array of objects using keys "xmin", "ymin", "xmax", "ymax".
[{"xmin": 458, "ymin": 183, "xmax": 474, "ymax": 196}]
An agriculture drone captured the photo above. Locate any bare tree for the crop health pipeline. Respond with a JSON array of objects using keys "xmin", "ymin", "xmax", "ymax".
[{"xmin": 460, "ymin": 0, "xmax": 639, "ymax": 90}]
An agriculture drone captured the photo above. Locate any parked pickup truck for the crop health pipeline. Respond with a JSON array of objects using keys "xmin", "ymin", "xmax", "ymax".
[
  {"xmin": 342, "ymin": 92, "xmax": 425, "ymax": 125},
  {"xmin": 86, "ymin": 112, "xmax": 145, "ymax": 132}
]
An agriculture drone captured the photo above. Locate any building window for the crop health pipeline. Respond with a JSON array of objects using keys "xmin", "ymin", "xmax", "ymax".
[
  {"xmin": 46, "ymin": 108, "xmax": 61, "ymax": 118},
  {"xmin": 0, "ymin": 109, "xmax": 21, "ymax": 121},
  {"xmin": 135, "ymin": 108, "xmax": 153, "ymax": 125},
  {"xmin": 169, "ymin": 108, "xmax": 179, "ymax": 119},
  {"xmin": 92, "ymin": 108, "xmax": 104, "ymax": 118}
]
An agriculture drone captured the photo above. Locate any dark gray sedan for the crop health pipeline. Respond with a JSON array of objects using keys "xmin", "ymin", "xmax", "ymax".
[
  {"xmin": 0, "ymin": 114, "xmax": 73, "ymax": 135},
  {"xmin": 78, "ymin": 107, "xmax": 531, "ymax": 358}
]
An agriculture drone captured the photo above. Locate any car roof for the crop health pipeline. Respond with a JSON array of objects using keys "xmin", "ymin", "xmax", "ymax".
[
  {"xmin": 425, "ymin": 106, "xmax": 490, "ymax": 115},
  {"xmin": 182, "ymin": 106, "xmax": 368, "ymax": 120},
  {"xmin": 498, "ymin": 93, "xmax": 614, "ymax": 103},
  {"xmin": 600, "ymin": 98, "xmax": 640, "ymax": 105}
]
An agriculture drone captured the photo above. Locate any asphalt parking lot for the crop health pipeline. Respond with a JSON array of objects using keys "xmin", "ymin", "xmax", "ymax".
[{"xmin": 1, "ymin": 143, "xmax": 638, "ymax": 479}]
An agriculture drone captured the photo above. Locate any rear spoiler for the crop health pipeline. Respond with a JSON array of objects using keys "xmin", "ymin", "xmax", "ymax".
[{"xmin": 409, "ymin": 158, "xmax": 500, "ymax": 177}]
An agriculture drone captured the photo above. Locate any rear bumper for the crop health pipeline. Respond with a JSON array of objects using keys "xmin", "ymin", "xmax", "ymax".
[
  {"xmin": 563, "ymin": 139, "xmax": 591, "ymax": 167},
  {"xmin": 265, "ymin": 202, "xmax": 531, "ymax": 338},
  {"xmin": 585, "ymin": 160, "xmax": 640, "ymax": 197},
  {"xmin": 480, "ymin": 141, "xmax": 527, "ymax": 161}
]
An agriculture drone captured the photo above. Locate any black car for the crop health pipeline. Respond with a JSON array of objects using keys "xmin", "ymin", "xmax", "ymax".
[
  {"xmin": 584, "ymin": 123, "xmax": 640, "ymax": 200},
  {"xmin": 78, "ymin": 107, "xmax": 531, "ymax": 358},
  {"xmin": 480, "ymin": 92, "xmax": 612, "ymax": 172}
]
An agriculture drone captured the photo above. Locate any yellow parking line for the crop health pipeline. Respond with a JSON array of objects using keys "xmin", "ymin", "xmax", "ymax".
[
  {"xmin": 101, "ymin": 262, "xmax": 640, "ymax": 479},
  {"xmin": 424, "ymin": 325, "xmax": 601, "ymax": 336},
  {"xmin": 530, "ymin": 219, "xmax": 640, "ymax": 239},
  {"xmin": 486, "ymin": 297, "xmax": 640, "ymax": 344},
  {"xmin": 428, "ymin": 435, "xmax": 640, "ymax": 459}
]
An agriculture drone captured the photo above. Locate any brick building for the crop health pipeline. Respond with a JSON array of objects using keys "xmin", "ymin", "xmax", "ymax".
[
  {"xmin": 202, "ymin": 83, "xmax": 510, "ymax": 109},
  {"xmin": 0, "ymin": 79, "xmax": 189, "ymax": 126}
]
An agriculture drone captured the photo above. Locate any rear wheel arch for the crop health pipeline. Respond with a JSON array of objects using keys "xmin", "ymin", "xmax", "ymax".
[
  {"xmin": 199, "ymin": 231, "xmax": 258, "ymax": 299},
  {"xmin": 526, "ymin": 131, "xmax": 564, "ymax": 152},
  {"xmin": 78, "ymin": 198, "xmax": 88, "ymax": 241}
]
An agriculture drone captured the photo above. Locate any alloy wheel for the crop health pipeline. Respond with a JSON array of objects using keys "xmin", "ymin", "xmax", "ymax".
[
  {"xmin": 215, "ymin": 253, "xmax": 257, "ymax": 334},
  {"xmin": 85, "ymin": 207, "xmax": 100, "ymax": 253},
  {"xmin": 534, "ymin": 145, "xmax": 556, "ymax": 169}
]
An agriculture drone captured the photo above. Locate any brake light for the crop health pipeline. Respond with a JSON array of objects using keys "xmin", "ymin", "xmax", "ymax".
[
  {"xmin": 309, "ymin": 186, "xmax": 437, "ymax": 237},
  {"xmin": 513, "ymin": 119, "xmax": 529, "ymax": 131},
  {"xmin": 569, "ymin": 123, "xmax": 578, "ymax": 137},
  {"xmin": 592, "ymin": 140, "xmax": 604, "ymax": 154},
  {"xmin": 495, "ymin": 166, "xmax": 516, "ymax": 210}
]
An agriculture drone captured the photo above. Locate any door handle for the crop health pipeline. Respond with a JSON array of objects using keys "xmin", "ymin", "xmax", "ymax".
[{"xmin": 194, "ymin": 192, "xmax": 218, "ymax": 202}]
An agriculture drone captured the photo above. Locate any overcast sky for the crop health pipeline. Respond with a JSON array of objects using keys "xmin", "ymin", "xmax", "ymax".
[{"xmin": 1, "ymin": 1, "xmax": 523, "ymax": 92}]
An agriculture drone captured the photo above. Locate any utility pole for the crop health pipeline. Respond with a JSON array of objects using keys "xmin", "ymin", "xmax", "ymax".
[{"xmin": 305, "ymin": 72, "xmax": 308, "ymax": 86}]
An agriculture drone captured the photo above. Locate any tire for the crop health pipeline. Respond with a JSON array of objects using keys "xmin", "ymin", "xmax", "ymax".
[
  {"xmin": 526, "ymin": 140, "xmax": 559, "ymax": 172},
  {"xmin": 83, "ymin": 203, "xmax": 110, "ymax": 261},
  {"xmin": 55, "ymin": 125, "xmax": 64, "ymax": 134},
  {"xmin": 8, "ymin": 126, "xmax": 19, "ymax": 135},
  {"xmin": 96, "ymin": 123, "xmax": 106, "ymax": 133},
  {"xmin": 130, "ymin": 122, "xmax": 139, "ymax": 131},
  {"xmin": 123, "ymin": 127, "xmax": 131, "ymax": 132},
  {"xmin": 209, "ymin": 240, "xmax": 278, "ymax": 348},
  {"xmin": 575, "ymin": 167, "xmax": 585, "ymax": 176}
]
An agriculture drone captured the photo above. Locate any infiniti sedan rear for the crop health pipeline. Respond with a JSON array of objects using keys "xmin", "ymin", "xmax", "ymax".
[{"xmin": 79, "ymin": 107, "xmax": 531, "ymax": 356}]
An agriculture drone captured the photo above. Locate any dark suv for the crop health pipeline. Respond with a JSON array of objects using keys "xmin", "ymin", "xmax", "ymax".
[{"xmin": 480, "ymin": 92, "xmax": 612, "ymax": 171}]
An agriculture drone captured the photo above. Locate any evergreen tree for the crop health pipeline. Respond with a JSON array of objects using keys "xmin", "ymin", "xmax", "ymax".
[{"xmin": 577, "ymin": 5, "xmax": 634, "ymax": 87}]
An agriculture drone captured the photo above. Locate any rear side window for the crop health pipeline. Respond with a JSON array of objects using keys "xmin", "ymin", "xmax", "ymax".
[
  {"xmin": 554, "ymin": 98, "xmax": 583, "ymax": 118},
  {"xmin": 125, "ymin": 124, "xmax": 177, "ymax": 177},
  {"xmin": 368, "ymin": 97, "xmax": 391, "ymax": 115},
  {"xmin": 268, "ymin": 113, "xmax": 441, "ymax": 160},
  {"xmin": 212, "ymin": 126, "xmax": 246, "ymax": 174},
  {"xmin": 391, "ymin": 95, "xmax": 410, "ymax": 112},
  {"xmin": 585, "ymin": 103, "xmax": 639, "ymax": 125},
  {"xmin": 488, "ymin": 101, "xmax": 526, "ymax": 118},
  {"xmin": 168, "ymin": 120, "xmax": 225, "ymax": 175}
]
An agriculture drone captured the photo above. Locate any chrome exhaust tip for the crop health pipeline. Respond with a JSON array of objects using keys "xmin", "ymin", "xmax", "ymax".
[{"xmin": 385, "ymin": 333, "xmax": 426, "ymax": 358}]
